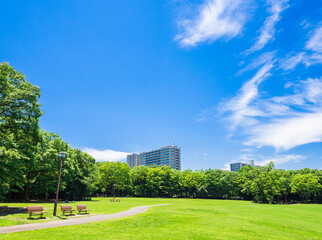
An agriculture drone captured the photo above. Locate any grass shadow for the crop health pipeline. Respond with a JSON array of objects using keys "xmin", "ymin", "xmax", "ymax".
[
  {"xmin": 62, "ymin": 213, "xmax": 76, "ymax": 217},
  {"xmin": 27, "ymin": 216, "xmax": 46, "ymax": 220},
  {"xmin": 77, "ymin": 212, "xmax": 90, "ymax": 215}
]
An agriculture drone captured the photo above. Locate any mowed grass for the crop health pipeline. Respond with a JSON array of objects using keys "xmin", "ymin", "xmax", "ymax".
[
  {"xmin": 0, "ymin": 197, "xmax": 164, "ymax": 227},
  {"xmin": 0, "ymin": 198, "xmax": 321, "ymax": 240}
]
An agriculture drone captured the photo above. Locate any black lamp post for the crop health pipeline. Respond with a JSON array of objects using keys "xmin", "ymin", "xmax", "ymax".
[
  {"xmin": 53, "ymin": 151, "xmax": 66, "ymax": 216},
  {"xmin": 113, "ymin": 184, "xmax": 116, "ymax": 199}
]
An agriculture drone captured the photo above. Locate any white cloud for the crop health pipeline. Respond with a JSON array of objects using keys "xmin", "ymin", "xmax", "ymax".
[
  {"xmin": 305, "ymin": 25, "xmax": 322, "ymax": 66},
  {"xmin": 245, "ymin": 78, "xmax": 322, "ymax": 151},
  {"xmin": 224, "ymin": 73, "xmax": 322, "ymax": 151},
  {"xmin": 245, "ymin": 0, "xmax": 289, "ymax": 54},
  {"xmin": 221, "ymin": 163, "xmax": 230, "ymax": 171},
  {"xmin": 224, "ymin": 153, "xmax": 304, "ymax": 171},
  {"xmin": 306, "ymin": 25, "xmax": 322, "ymax": 53},
  {"xmin": 272, "ymin": 78, "xmax": 322, "ymax": 107},
  {"xmin": 256, "ymin": 154, "xmax": 305, "ymax": 166},
  {"xmin": 279, "ymin": 52, "xmax": 306, "ymax": 71},
  {"xmin": 238, "ymin": 51, "xmax": 276, "ymax": 75},
  {"xmin": 241, "ymin": 148, "xmax": 254, "ymax": 152},
  {"xmin": 175, "ymin": 0, "xmax": 252, "ymax": 47},
  {"xmin": 246, "ymin": 112, "xmax": 322, "ymax": 151},
  {"xmin": 82, "ymin": 148, "xmax": 129, "ymax": 162},
  {"xmin": 222, "ymin": 61, "xmax": 274, "ymax": 130},
  {"xmin": 279, "ymin": 24, "xmax": 322, "ymax": 70}
]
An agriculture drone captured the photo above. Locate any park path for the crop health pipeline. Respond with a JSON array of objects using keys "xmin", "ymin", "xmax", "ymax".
[{"xmin": 0, "ymin": 204, "xmax": 168, "ymax": 234}]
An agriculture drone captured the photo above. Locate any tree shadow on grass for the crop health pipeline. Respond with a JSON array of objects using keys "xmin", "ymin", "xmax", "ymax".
[{"xmin": 0, "ymin": 206, "xmax": 26, "ymax": 216}]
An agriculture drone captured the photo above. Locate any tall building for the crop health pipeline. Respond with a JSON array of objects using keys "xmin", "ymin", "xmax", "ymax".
[
  {"xmin": 126, "ymin": 146, "xmax": 181, "ymax": 170},
  {"xmin": 139, "ymin": 146, "xmax": 181, "ymax": 170},
  {"xmin": 230, "ymin": 162, "xmax": 248, "ymax": 172},
  {"xmin": 127, "ymin": 153, "xmax": 139, "ymax": 169}
]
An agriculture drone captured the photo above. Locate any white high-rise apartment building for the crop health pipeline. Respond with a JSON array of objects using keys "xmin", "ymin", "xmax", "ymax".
[
  {"xmin": 127, "ymin": 153, "xmax": 139, "ymax": 169},
  {"xmin": 127, "ymin": 146, "xmax": 181, "ymax": 170}
]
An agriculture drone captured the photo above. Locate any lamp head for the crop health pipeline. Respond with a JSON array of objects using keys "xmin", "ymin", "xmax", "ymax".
[{"xmin": 58, "ymin": 152, "xmax": 66, "ymax": 158}]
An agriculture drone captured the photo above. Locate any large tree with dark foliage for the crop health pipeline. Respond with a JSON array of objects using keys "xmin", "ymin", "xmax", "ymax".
[{"xmin": 0, "ymin": 63, "xmax": 97, "ymax": 201}]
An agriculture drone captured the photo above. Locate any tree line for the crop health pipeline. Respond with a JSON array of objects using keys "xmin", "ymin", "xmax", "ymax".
[
  {"xmin": 97, "ymin": 161, "xmax": 322, "ymax": 204},
  {"xmin": 1, "ymin": 62, "xmax": 321, "ymax": 203}
]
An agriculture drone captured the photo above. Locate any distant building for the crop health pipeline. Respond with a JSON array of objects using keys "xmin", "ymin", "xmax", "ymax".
[
  {"xmin": 127, "ymin": 146, "xmax": 181, "ymax": 170},
  {"xmin": 127, "ymin": 153, "xmax": 139, "ymax": 168},
  {"xmin": 140, "ymin": 146, "xmax": 181, "ymax": 170},
  {"xmin": 230, "ymin": 162, "xmax": 248, "ymax": 172},
  {"xmin": 230, "ymin": 160, "xmax": 256, "ymax": 171},
  {"xmin": 248, "ymin": 160, "xmax": 255, "ymax": 167}
]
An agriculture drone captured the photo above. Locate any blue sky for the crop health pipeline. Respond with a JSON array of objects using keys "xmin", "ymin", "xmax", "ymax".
[{"xmin": 1, "ymin": 0, "xmax": 321, "ymax": 170}]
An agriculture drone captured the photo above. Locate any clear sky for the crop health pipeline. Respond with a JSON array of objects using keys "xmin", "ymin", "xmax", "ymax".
[{"xmin": 1, "ymin": 0, "xmax": 321, "ymax": 170}]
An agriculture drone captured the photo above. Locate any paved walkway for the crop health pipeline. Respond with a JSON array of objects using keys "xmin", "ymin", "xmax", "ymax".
[{"xmin": 0, "ymin": 204, "xmax": 168, "ymax": 234}]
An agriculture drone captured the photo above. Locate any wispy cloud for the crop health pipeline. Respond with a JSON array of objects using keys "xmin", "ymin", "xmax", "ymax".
[
  {"xmin": 256, "ymin": 154, "xmax": 305, "ymax": 166},
  {"xmin": 223, "ymin": 49, "xmax": 322, "ymax": 152},
  {"xmin": 245, "ymin": 0, "xmax": 289, "ymax": 54},
  {"xmin": 305, "ymin": 25, "xmax": 322, "ymax": 66},
  {"xmin": 175, "ymin": 0, "xmax": 252, "ymax": 47},
  {"xmin": 279, "ymin": 52, "xmax": 306, "ymax": 71},
  {"xmin": 305, "ymin": 25, "xmax": 322, "ymax": 53},
  {"xmin": 237, "ymin": 77, "xmax": 322, "ymax": 151},
  {"xmin": 237, "ymin": 51, "xmax": 276, "ymax": 75},
  {"xmin": 279, "ymin": 24, "xmax": 322, "ymax": 70},
  {"xmin": 221, "ymin": 59, "xmax": 274, "ymax": 130},
  {"xmin": 82, "ymin": 148, "xmax": 129, "ymax": 162},
  {"xmin": 246, "ymin": 112, "xmax": 322, "ymax": 151},
  {"xmin": 224, "ymin": 153, "xmax": 304, "ymax": 170}
]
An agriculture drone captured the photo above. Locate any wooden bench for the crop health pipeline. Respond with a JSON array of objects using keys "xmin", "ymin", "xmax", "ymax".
[
  {"xmin": 60, "ymin": 205, "xmax": 76, "ymax": 215},
  {"xmin": 27, "ymin": 206, "xmax": 47, "ymax": 218},
  {"xmin": 110, "ymin": 198, "xmax": 114, "ymax": 202},
  {"xmin": 115, "ymin": 199, "xmax": 120, "ymax": 202},
  {"xmin": 77, "ymin": 204, "xmax": 90, "ymax": 214}
]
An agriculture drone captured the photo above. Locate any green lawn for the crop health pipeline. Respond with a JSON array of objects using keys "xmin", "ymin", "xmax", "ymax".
[{"xmin": 0, "ymin": 198, "xmax": 321, "ymax": 239}]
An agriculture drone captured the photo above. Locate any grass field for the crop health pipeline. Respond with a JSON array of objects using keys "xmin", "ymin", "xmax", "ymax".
[{"xmin": 0, "ymin": 198, "xmax": 321, "ymax": 239}]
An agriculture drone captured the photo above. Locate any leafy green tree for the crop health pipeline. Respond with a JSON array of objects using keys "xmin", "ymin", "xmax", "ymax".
[
  {"xmin": 277, "ymin": 170, "xmax": 294, "ymax": 203},
  {"xmin": 238, "ymin": 163, "xmax": 280, "ymax": 203},
  {"xmin": 219, "ymin": 171, "xmax": 239, "ymax": 199},
  {"xmin": 131, "ymin": 166, "xmax": 149, "ymax": 196},
  {"xmin": 179, "ymin": 169, "xmax": 204, "ymax": 197},
  {"xmin": 145, "ymin": 166, "xmax": 179, "ymax": 197},
  {"xmin": 98, "ymin": 161, "xmax": 131, "ymax": 196},
  {"xmin": 203, "ymin": 169, "xmax": 221, "ymax": 198},
  {"xmin": 0, "ymin": 62, "xmax": 42, "ymax": 200},
  {"xmin": 62, "ymin": 149, "xmax": 98, "ymax": 200},
  {"xmin": 290, "ymin": 173, "xmax": 322, "ymax": 202}
]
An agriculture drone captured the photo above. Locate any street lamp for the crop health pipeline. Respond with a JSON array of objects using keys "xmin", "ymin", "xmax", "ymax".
[
  {"xmin": 113, "ymin": 184, "xmax": 116, "ymax": 199},
  {"xmin": 53, "ymin": 151, "xmax": 66, "ymax": 216}
]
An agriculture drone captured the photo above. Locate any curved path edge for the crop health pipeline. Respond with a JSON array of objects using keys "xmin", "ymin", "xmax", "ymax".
[{"xmin": 0, "ymin": 204, "xmax": 169, "ymax": 234}]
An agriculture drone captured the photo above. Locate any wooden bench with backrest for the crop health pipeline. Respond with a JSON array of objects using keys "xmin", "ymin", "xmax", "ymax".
[
  {"xmin": 77, "ymin": 204, "xmax": 90, "ymax": 214},
  {"xmin": 27, "ymin": 206, "xmax": 47, "ymax": 218},
  {"xmin": 115, "ymin": 198, "xmax": 120, "ymax": 202},
  {"xmin": 60, "ymin": 205, "xmax": 76, "ymax": 215}
]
